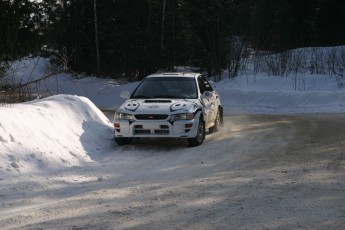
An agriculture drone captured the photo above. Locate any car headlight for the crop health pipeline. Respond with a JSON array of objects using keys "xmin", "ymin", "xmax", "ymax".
[
  {"xmin": 114, "ymin": 112, "xmax": 135, "ymax": 121},
  {"xmin": 170, "ymin": 113, "xmax": 194, "ymax": 121}
]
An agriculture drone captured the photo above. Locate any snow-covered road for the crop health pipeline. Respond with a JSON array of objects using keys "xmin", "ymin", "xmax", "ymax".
[{"xmin": 1, "ymin": 114, "xmax": 344, "ymax": 229}]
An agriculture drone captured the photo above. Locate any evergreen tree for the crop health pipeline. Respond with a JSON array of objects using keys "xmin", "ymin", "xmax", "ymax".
[
  {"xmin": 1, "ymin": 0, "xmax": 345, "ymax": 78},
  {"xmin": 0, "ymin": 0, "xmax": 45, "ymax": 61}
]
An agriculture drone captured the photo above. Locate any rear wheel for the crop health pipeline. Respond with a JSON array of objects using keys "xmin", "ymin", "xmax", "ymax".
[
  {"xmin": 187, "ymin": 118, "xmax": 205, "ymax": 147},
  {"xmin": 209, "ymin": 109, "xmax": 223, "ymax": 133}
]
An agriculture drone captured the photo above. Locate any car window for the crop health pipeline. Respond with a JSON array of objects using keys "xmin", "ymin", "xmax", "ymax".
[
  {"xmin": 202, "ymin": 76, "xmax": 213, "ymax": 91},
  {"xmin": 197, "ymin": 76, "xmax": 214, "ymax": 95}
]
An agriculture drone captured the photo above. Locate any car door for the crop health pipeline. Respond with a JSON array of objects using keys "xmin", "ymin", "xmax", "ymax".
[{"xmin": 197, "ymin": 76, "xmax": 218, "ymax": 127}]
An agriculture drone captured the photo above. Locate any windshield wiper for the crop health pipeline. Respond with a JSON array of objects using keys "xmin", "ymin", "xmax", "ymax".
[
  {"xmin": 152, "ymin": 95, "xmax": 173, "ymax": 98},
  {"xmin": 154, "ymin": 95, "xmax": 191, "ymax": 99}
]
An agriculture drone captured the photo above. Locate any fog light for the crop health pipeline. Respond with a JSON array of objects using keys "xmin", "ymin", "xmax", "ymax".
[{"xmin": 185, "ymin": 124, "xmax": 193, "ymax": 128}]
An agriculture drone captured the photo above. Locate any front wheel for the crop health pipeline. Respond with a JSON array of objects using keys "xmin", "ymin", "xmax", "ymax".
[
  {"xmin": 187, "ymin": 118, "xmax": 205, "ymax": 147},
  {"xmin": 115, "ymin": 137, "xmax": 132, "ymax": 146}
]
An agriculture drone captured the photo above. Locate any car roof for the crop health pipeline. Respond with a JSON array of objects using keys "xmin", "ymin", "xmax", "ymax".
[{"xmin": 146, "ymin": 72, "xmax": 200, "ymax": 78}]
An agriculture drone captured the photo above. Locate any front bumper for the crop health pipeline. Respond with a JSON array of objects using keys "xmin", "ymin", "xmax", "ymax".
[{"xmin": 114, "ymin": 118, "xmax": 200, "ymax": 138}]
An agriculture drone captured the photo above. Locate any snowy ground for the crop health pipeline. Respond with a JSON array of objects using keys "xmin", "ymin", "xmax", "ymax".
[
  {"xmin": 4, "ymin": 56, "xmax": 345, "ymax": 114},
  {"xmin": 2, "ymin": 57, "xmax": 345, "ymax": 177},
  {"xmin": 1, "ymin": 57, "xmax": 345, "ymax": 229}
]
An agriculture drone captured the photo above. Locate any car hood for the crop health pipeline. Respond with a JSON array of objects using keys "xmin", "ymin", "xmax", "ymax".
[{"xmin": 118, "ymin": 98, "xmax": 199, "ymax": 114}]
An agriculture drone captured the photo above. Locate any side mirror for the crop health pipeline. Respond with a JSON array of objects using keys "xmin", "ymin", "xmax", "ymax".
[
  {"xmin": 120, "ymin": 91, "xmax": 130, "ymax": 99},
  {"xmin": 202, "ymin": 91, "xmax": 213, "ymax": 98}
]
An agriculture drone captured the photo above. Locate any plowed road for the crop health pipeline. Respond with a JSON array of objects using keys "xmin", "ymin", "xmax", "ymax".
[{"xmin": 1, "ymin": 115, "xmax": 345, "ymax": 229}]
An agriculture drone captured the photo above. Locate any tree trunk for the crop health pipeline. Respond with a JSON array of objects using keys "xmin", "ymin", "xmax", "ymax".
[
  {"xmin": 94, "ymin": 0, "xmax": 100, "ymax": 77},
  {"xmin": 161, "ymin": 0, "xmax": 167, "ymax": 51}
]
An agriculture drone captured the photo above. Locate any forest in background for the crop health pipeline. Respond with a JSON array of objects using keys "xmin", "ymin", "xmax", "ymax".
[{"xmin": 1, "ymin": 0, "xmax": 345, "ymax": 80}]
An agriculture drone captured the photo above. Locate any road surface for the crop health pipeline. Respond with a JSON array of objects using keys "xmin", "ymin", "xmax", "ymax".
[{"xmin": 1, "ymin": 114, "xmax": 345, "ymax": 229}]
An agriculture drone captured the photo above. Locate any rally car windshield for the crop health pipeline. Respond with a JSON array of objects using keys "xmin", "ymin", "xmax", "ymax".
[{"xmin": 131, "ymin": 77, "xmax": 198, "ymax": 99}]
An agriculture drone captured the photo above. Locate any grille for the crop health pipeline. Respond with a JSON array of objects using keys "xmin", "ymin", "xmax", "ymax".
[
  {"xmin": 155, "ymin": 130, "xmax": 169, "ymax": 135},
  {"xmin": 134, "ymin": 129, "xmax": 151, "ymax": 135},
  {"xmin": 135, "ymin": 114, "xmax": 168, "ymax": 120},
  {"xmin": 133, "ymin": 124, "xmax": 170, "ymax": 136}
]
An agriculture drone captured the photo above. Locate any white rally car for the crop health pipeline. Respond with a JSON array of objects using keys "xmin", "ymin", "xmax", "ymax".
[{"xmin": 113, "ymin": 72, "xmax": 223, "ymax": 147}]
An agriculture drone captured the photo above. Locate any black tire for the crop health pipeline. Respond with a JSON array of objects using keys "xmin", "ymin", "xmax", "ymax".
[
  {"xmin": 187, "ymin": 118, "xmax": 205, "ymax": 147},
  {"xmin": 115, "ymin": 137, "xmax": 132, "ymax": 146},
  {"xmin": 209, "ymin": 108, "xmax": 223, "ymax": 133}
]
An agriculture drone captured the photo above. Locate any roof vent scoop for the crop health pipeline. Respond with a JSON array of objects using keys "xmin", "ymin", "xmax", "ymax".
[{"xmin": 144, "ymin": 100, "xmax": 172, "ymax": 103}]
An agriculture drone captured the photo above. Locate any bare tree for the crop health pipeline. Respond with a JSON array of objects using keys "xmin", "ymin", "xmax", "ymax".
[
  {"xmin": 228, "ymin": 37, "xmax": 246, "ymax": 79},
  {"xmin": 0, "ymin": 50, "xmax": 75, "ymax": 104}
]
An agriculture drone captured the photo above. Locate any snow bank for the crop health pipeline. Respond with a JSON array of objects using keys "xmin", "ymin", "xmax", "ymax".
[
  {"xmin": 215, "ymin": 74, "xmax": 345, "ymax": 114},
  {"xmin": 0, "ymin": 95, "xmax": 113, "ymax": 178},
  {"xmin": 219, "ymin": 89, "xmax": 345, "ymax": 114}
]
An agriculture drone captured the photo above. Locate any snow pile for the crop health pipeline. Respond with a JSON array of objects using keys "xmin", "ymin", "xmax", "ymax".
[{"xmin": 0, "ymin": 95, "xmax": 113, "ymax": 178}]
